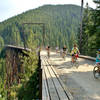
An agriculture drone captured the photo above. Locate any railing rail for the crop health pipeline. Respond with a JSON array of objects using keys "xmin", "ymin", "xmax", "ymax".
[{"xmin": 79, "ymin": 55, "xmax": 96, "ymax": 61}]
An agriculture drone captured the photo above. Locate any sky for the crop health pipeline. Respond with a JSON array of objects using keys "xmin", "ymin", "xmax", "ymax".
[{"xmin": 0, "ymin": 0, "xmax": 96, "ymax": 22}]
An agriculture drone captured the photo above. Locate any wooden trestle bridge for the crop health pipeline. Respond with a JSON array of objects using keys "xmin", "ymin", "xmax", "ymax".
[{"xmin": 2, "ymin": 45, "xmax": 100, "ymax": 100}]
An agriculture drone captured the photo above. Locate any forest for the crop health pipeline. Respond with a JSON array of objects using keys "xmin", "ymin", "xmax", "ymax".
[
  {"xmin": 79, "ymin": 0, "xmax": 100, "ymax": 56},
  {"xmin": 0, "ymin": 4, "xmax": 81, "ymax": 50}
]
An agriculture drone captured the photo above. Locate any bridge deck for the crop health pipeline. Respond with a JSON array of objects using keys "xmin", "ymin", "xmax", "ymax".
[
  {"xmin": 41, "ymin": 50, "xmax": 100, "ymax": 100},
  {"xmin": 41, "ymin": 56, "xmax": 73, "ymax": 100},
  {"xmin": 5, "ymin": 45, "xmax": 31, "ymax": 51}
]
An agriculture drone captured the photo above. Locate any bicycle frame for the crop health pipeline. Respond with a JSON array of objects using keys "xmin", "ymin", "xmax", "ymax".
[{"xmin": 71, "ymin": 55, "xmax": 79, "ymax": 68}]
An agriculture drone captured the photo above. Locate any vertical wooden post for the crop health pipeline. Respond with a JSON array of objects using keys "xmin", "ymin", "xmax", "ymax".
[{"xmin": 80, "ymin": 0, "xmax": 84, "ymax": 53}]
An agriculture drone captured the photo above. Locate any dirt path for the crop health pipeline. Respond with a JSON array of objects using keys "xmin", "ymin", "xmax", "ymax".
[{"xmin": 41, "ymin": 51, "xmax": 100, "ymax": 100}]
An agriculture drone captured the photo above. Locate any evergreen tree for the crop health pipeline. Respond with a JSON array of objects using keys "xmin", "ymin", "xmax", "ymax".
[
  {"xmin": 0, "ymin": 5, "xmax": 81, "ymax": 50},
  {"xmin": 79, "ymin": 1, "xmax": 100, "ymax": 56}
]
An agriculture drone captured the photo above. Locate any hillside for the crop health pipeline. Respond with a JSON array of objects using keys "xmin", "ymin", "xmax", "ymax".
[{"xmin": 0, "ymin": 4, "xmax": 81, "ymax": 49}]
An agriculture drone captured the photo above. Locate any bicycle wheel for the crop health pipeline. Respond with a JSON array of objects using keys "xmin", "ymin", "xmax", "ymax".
[
  {"xmin": 71, "ymin": 59, "xmax": 76, "ymax": 67},
  {"xmin": 62, "ymin": 53, "xmax": 65, "ymax": 60},
  {"xmin": 74, "ymin": 61, "xmax": 79, "ymax": 68},
  {"xmin": 93, "ymin": 66, "xmax": 99, "ymax": 79},
  {"xmin": 71, "ymin": 61, "xmax": 74, "ymax": 67},
  {"xmin": 71, "ymin": 57, "xmax": 79, "ymax": 68},
  {"xmin": 47, "ymin": 52, "xmax": 50, "ymax": 58}
]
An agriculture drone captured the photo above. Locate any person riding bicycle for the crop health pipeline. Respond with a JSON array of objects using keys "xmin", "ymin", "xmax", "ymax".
[
  {"xmin": 56, "ymin": 46, "xmax": 59, "ymax": 53},
  {"xmin": 71, "ymin": 44, "xmax": 80, "ymax": 63},
  {"xmin": 96, "ymin": 49, "xmax": 100, "ymax": 73},
  {"xmin": 63, "ymin": 45, "xmax": 67, "ymax": 54},
  {"xmin": 46, "ymin": 46, "xmax": 50, "ymax": 58},
  {"xmin": 62, "ymin": 45, "xmax": 67, "ymax": 59}
]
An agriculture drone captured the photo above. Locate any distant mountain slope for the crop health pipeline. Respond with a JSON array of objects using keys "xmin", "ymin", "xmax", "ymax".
[{"xmin": 0, "ymin": 4, "xmax": 81, "ymax": 49}]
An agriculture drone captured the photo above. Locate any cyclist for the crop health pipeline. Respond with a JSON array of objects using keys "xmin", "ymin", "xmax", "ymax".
[
  {"xmin": 71, "ymin": 44, "xmax": 80, "ymax": 63},
  {"xmin": 96, "ymin": 49, "xmax": 100, "ymax": 73},
  {"xmin": 62, "ymin": 45, "xmax": 67, "ymax": 59},
  {"xmin": 60, "ymin": 48, "xmax": 63, "ymax": 57},
  {"xmin": 46, "ymin": 46, "xmax": 50, "ymax": 58},
  {"xmin": 56, "ymin": 46, "xmax": 59, "ymax": 53}
]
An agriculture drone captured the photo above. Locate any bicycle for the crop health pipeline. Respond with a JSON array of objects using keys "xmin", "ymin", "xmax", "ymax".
[
  {"xmin": 93, "ymin": 63, "xmax": 100, "ymax": 79},
  {"xmin": 71, "ymin": 54, "xmax": 79, "ymax": 68},
  {"xmin": 47, "ymin": 51, "xmax": 50, "ymax": 58},
  {"xmin": 62, "ymin": 51, "xmax": 66, "ymax": 60},
  {"xmin": 46, "ymin": 46, "xmax": 50, "ymax": 58}
]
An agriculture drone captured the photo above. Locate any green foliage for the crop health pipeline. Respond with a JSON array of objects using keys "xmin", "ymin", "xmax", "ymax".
[
  {"xmin": 17, "ymin": 51, "xmax": 39, "ymax": 100},
  {"xmin": 17, "ymin": 69, "xmax": 39, "ymax": 100},
  {"xmin": 21, "ymin": 51, "xmax": 38, "ymax": 80},
  {"xmin": 0, "ymin": 50, "xmax": 39, "ymax": 100},
  {"xmin": 0, "ymin": 58, "xmax": 7, "ymax": 100},
  {"xmin": 77, "ymin": 1, "xmax": 100, "ymax": 56},
  {"xmin": 0, "ymin": 36, "xmax": 4, "ymax": 47},
  {"xmin": 0, "ymin": 39, "xmax": 39, "ymax": 99},
  {"xmin": 0, "ymin": 5, "xmax": 81, "ymax": 49}
]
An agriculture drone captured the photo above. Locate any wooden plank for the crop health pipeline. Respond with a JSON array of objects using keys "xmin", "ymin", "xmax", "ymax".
[
  {"xmin": 44, "ymin": 60, "xmax": 69, "ymax": 100},
  {"xmin": 42, "ymin": 64, "xmax": 50, "ymax": 100},
  {"xmin": 42, "ymin": 70, "xmax": 49, "ymax": 100},
  {"xmin": 42, "ymin": 60, "xmax": 59, "ymax": 100},
  {"xmin": 42, "ymin": 59, "xmax": 50, "ymax": 100},
  {"xmin": 42, "ymin": 80, "xmax": 47, "ymax": 100},
  {"xmin": 48, "ymin": 60, "xmax": 73, "ymax": 100},
  {"xmin": 42, "ymin": 59, "xmax": 59, "ymax": 100}
]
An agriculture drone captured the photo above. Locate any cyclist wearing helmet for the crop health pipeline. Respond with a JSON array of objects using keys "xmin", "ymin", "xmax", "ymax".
[
  {"xmin": 63, "ymin": 45, "xmax": 67, "ymax": 54},
  {"xmin": 96, "ymin": 49, "xmax": 100, "ymax": 63},
  {"xmin": 71, "ymin": 44, "xmax": 80, "ymax": 62},
  {"xmin": 46, "ymin": 46, "xmax": 50, "ymax": 58},
  {"xmin": 56, "ymin": 46, "xmax": 59, "ymax": 53},
  {"xmin": 62, "ymin": 45, "xmax": 67, "ymax": 60}
]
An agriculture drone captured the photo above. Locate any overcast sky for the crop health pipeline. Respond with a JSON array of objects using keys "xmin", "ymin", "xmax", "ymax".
[{"xmin": 0, "ymin": 0, "xmax": 96, "ymax": 22}]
